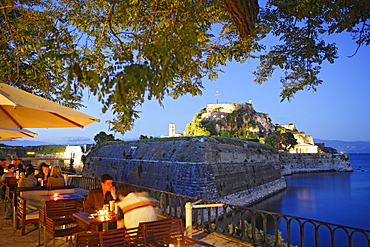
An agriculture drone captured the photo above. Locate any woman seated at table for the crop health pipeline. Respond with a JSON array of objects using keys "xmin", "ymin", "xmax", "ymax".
[
  {"xmin": 35, "ymin": 163, "xmax": 50, "ymax": 186},
  {"xmin": 18, "ymin": 167, "xmax": 37, "ymax": 187},
  {"xmin": 47, "ymin": 165, "xmax": 65, "ymax": 187},
  {"xmin": 116, "ymin": 183, "xmax": 159, "ymax": 229}
]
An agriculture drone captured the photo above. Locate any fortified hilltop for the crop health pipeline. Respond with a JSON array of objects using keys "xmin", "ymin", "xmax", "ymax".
[
  {"xmin": 185, "ymin": 102, "xmax": 275, "ymax": 138},
  {"xmin": 83, "ymin": 101, "xmax": 352, "ymax": 206},
  {"xmin": 185, "ymin": 102, "xmax": 327, "ymax": 154}
]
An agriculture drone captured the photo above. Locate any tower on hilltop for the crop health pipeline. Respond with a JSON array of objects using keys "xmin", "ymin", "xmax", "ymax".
[
  {"xmin": 169, "ymin": 123, "xmax": 175, "ymax": 137},
  {"xmin": 160, "ymin": 123, "xmax": 184, "ymax": 138}
]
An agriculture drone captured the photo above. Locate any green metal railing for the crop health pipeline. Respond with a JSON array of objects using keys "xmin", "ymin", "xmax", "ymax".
[{"xmin": 70, "ymin": 176, "xmax": 370, "ymax": 247}]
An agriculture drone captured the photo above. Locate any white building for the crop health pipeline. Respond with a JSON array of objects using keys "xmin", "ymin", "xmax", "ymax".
[
  {"xmin": 160, "ymin": 123, "xmax": 183, "ymax": 138},
  {"xmin": 290, "ymin": 143, "xmax": 320, "ymax": 154},
  {"xmin": 63, "ymin": 145, "xmax": 84, "ymax": 171}
]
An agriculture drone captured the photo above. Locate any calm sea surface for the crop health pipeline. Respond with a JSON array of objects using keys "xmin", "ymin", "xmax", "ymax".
[{"xmin": 250, "ymin": 153, "xmax": 370, "ymax": 231}]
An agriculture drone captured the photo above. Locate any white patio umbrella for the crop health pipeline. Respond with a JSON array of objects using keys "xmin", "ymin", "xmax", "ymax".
[
  {"xmin": 0, "ymin": 127, "xmax": 38, "ymax": 141},
  {"xmin": 0, "ymin": 83, "xmax": 100, "ymax": 129}
]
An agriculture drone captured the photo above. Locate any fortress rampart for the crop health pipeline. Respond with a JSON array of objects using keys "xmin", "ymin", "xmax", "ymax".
[{"xmin": 83, "ymin": 137, "xmax": 352, "ymax": 206}]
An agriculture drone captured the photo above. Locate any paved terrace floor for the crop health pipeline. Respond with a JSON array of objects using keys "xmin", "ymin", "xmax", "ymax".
[{"xmin": 0, "ymin": 198, "xmax": 252, "ymax": 247}]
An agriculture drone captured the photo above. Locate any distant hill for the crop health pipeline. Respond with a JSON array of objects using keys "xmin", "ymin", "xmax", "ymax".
[
  {"xmin": 0, "ymin": 139, "xmax": 53, "ymax": 146},
  {"xmin": 0, "ymin": 139, "xmax": 94, "ymax": 147},
  {"xmin": 314, "ymin": 139, "xmax": 370, "ymax": 153}
]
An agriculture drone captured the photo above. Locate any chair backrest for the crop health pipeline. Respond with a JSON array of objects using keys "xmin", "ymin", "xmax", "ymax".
[
  {"xmin": 73, "ymin": 231, "xmax": 100, "ymax": 247},
  {"xmin": 46, "ymin": 185, "xmax": 71, "ymax": 190},
  {"xmin": 44, "ymin": 199, "xmax": 79, "ymax": 219},
  {"xmin": 5, "ymin": 177, "xmax": 18, "ymax": 187},
  {"xmin": 48, "ymin": 188, "xmax": 75, "ymax": 195},
  {"xmin": 14, "ymin": 186, "xmax": 43, "ymax": 206},
  {"xmin": 99, "ymin": 227, "xmax": 146, "ymax": 247},
  {"xmin": 139, "ymin": 218, "xmax": 185, "ymax": 245},
  {"xmin": 17, "ymin": 186, "xmax": 43, "ymax": 192}
]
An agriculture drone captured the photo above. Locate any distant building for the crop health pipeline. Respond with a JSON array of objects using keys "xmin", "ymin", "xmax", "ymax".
[
  {"xmin": 160, "ymin": 123, "xmax": 183, "ymax": 138},
  {"xmin": 290, "ymin": 143, "xmax": 320, "ymax": 154},
  {"xmin": 63, "ymin": 144, "xmax": 94, "ymax": 171}
]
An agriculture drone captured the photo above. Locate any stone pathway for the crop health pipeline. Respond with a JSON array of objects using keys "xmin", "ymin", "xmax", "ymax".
[{"xmin": 0, "ymin": 199, "xmax": 252, "ymax": 247}]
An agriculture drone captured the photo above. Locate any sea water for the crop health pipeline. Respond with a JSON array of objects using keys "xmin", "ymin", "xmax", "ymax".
[{"xmin": 250, "ymin": 153, "xmax": 370, "ymax": 246}]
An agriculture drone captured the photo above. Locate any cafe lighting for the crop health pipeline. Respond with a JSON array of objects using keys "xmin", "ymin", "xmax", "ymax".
[
  {"xmin": 96, "ymin": 204, "xmax": 111, "ymax": 221},
  {"xmin": 38, "ymin": 178, "xmax": 44, "ymax": 186}
]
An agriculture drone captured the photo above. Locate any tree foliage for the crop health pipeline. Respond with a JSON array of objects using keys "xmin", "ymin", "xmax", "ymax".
[
  {"xmin": 255, "ymin": 0, "xmax": 369, "ymax": 101},
  {"xmin": 184, "ymin": 109, "xmax": 211, "ymax": 136},
  {"xmin": 264, "ymin": 124, "xmax": 301, "ymax": 151},
  {"xmin": 264, "ymin": 130, "xmax": 297, "ymax": 151},
  {"xmin": 184, "ymin": 107, "xmax": 264, "ymax": 139},
  {"xmin": 93, "ymin": 131, "xmax": 116, "ymax": 145},
  {"xmin": 0, "ymin": 0, "xmax": 368, "ymax": 134}
]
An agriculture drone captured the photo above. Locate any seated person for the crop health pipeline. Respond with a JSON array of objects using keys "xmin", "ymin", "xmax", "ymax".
[
  {"xmin": 116, "ymin": 183, "xmax": 159, "ymax": 229},
  {"xmin": 18, "ymin": 167, "xmax": 37, "ymax": 187},
  {"xmin": 84, "ymin": 174, "xmax": 117, "ymax": 213},
  {"xmin": 47, "ymin": 165, "xmax": 65, "ymax": 187},
  {"xmin": 16, "ymin": 163, "xmax": 25, "ymax": 178},
  {"xmin": 0, "ymin": 164, "xmax": 16, "ymax": 200},
  {"xmin": 19, "ymin": 164, "xmax": 33, "ymax": 178},
  {"xmin": 1, "ymin": 164, "xmax": 16, "ymax": 219},
  {"xmin": 35, "ymin": 163, "xmax": 50, "ymax": 186}
]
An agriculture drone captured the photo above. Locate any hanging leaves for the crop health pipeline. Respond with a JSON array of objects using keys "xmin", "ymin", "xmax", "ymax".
[{"xmin": 0, "ymin": 0, "xmax": 368, "ymax": 134}]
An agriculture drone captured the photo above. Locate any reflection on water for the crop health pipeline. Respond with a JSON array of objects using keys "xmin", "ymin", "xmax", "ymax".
[
  {"xmin": 241, "ymin": 154, "xmax": 370, "ymax": 246},
  {"xmin": 296, "ymin": 188, "xmax": 317, "ymax": 214},
  {"xmin": 249, "ymin": 154, "xmax": 370, "ymax": 231}
]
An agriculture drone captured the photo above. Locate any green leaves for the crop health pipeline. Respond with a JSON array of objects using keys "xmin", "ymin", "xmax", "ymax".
[
  {"xmin": 1, "ymin": 0, "xmax": 368, "ymax": 134},
  {"xmin": 253, "ymin": 0, "xmax": 369, "ymax": 101}
]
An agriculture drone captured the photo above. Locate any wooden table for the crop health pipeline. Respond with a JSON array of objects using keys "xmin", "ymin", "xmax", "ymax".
[
  {"xmin": 73, "ymin": 212, "xmax": 117, "ymax": 231},
  {"xmin": 41, "ymin": 193, "xmax": 85, "ymax": 201}
]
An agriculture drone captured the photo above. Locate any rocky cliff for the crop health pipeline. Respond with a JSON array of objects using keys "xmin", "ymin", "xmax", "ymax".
[
  {"xmin": 280, "ymin": 152, "xmax": 352, "ymax": 175},
  {"xmin": 185, "ymin": 103, "xmax": 275, "ymax": 138}
]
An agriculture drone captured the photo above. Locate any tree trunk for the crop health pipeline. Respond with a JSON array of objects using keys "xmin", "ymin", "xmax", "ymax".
[{"xmin": 221, "ymin": 0, "xmax": 259, "ymax": 37}]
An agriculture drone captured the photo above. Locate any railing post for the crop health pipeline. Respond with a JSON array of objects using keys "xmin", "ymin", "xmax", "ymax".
[{"xmin": 185, "ymin": 202, "xmax": 193, "ymax": 238}]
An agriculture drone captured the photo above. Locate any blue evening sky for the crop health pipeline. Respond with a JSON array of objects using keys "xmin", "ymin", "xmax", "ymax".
[{"xmin": 2, "ymin": 32, "xmax": 369, "ymax": 146}]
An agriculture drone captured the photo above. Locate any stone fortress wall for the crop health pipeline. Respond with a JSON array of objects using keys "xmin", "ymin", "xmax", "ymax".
[
  {"xmin": 280, "ymin": 152, "xmax": 352, "ymax": 175},
  {"xmin": 83, "ymin": 137, "xmax": 352, "ymax": 207}
]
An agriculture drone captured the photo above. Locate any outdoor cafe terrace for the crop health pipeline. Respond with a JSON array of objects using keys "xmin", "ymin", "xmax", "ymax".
[{"xmin": 1, "ymin": 175, "xmax": 369, "ymax": 247}]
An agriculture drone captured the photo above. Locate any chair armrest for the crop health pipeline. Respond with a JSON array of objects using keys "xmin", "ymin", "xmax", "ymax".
[
  {"xmin": 45, "ymin": 216, "xmax": 56, "ymax": 235},
  {"xmin": 16, "ymin": 196, "xmax": 27, "ymax": 218},
  {"xmin": 39, "ymin": 208, "xmax": 45, "ymax": 226}
]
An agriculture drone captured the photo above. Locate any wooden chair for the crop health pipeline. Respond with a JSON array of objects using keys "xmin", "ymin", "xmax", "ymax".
[
  {"xmin": 68, "ymin": 231, "xmax": 100, "ymax": 247},
  {"xmin": 16, "ymin": 195, "xmax": 39, "ymax": 235},
  {"xmin": 39, "ymin": 199, "xmax": 81, "ymax": 246},
  {"xmin": 13, "ymin": 186, "xmax": 43, "ymax": 227},
  {"xmin": 140, "ymin": 218, "xmax": 197, "ymax": 247},
  {"xmin": 99, "ymin": 227, "xmax": 147, "ymax": 247},
  {"xmin": 46, "ymin": 185, "xmax": 71, "ymax": 190},
  {"xmin": 4, "ymin": 177, "xmax": 18, "ymax": 211},
  {"xmin": 14, "ymin": 186, "xmax": 43, "ymax": 209},
  {"xmin": 45, "ymin": 216, "xmax": 85, "ymax": 247}
]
